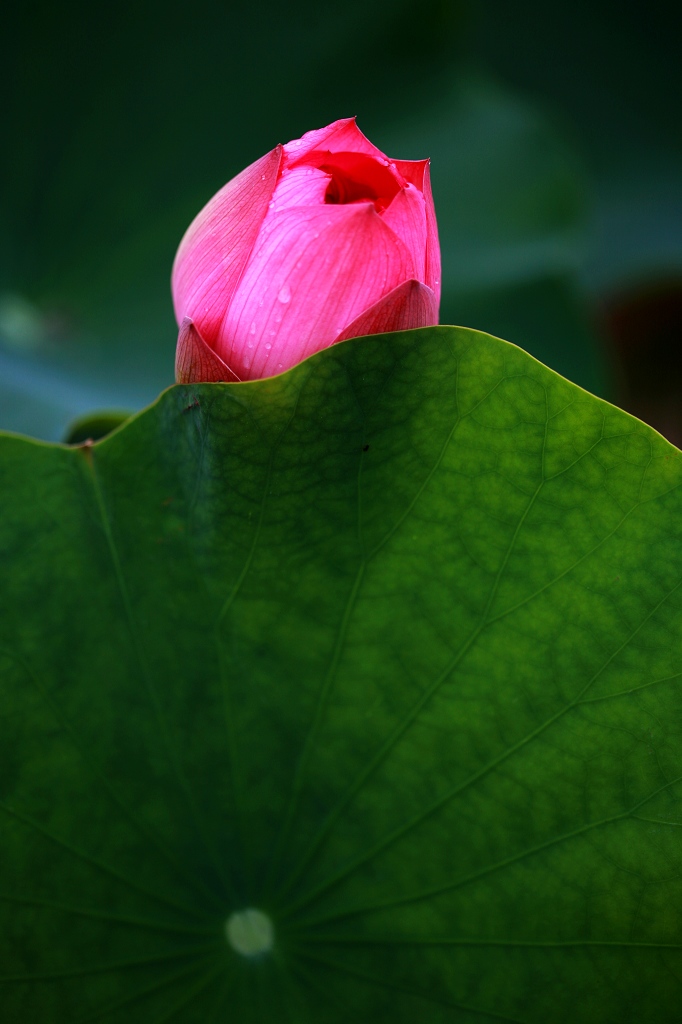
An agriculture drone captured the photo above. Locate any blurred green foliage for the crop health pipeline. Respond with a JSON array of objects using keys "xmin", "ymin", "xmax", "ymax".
[{"xmin": 2, "ymin": 0, "xmax": 681, "ymax": 439}]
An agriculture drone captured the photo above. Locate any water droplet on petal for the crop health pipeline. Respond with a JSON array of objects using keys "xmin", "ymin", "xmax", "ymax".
[
  {"xmin": 277, "ymin": 284, "xmax": 291, "ymax": 304},
  {"xmin": 265, "ymin": 343, "xmax": 272, "ymax": 350},
  {"xmin": 249, "ymin": 322, "xmax": 256, "ymax": 335},
  {"xmin": 268, "ymin": 330, "xmax": 276, "ymax": 337}
]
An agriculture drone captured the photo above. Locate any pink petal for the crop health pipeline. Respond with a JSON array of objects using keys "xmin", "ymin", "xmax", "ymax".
[
  {"xmin": 334, "ymin": 280, "xmax": 438, "ymax": 342},
  {"xmin": 421, "ymin": 160, "xmax": 441, "ymax": 304},
  {"xmin": 393, "ymin": 158, "xmax": 428, "ymax": 190},
  {"xmin": 316, "ymin": 151, "xmax": 403, "ymax": 210},
  {"xmin": 381, "ymin": 184, "xmax": 427, "ymax": 283},
  {"xmin": 284, "ymin": 116, "xmax": 387, "ymax": 165},
  {"xmin": 171, "ymin": 146, "xmax": 283, "ymax": 340},
  {"xmin": 217, "ymin": 203, "xmax": 416, "ymax": 379},
  {"xmin": 269, "ymin": 164, "xmax": 331, "ymax": 212},
  {"xmin": 175, "ymin": 317, "xmax": 241, "ymax": 384},
  {"xmin": 388, "ymin": 160, "xmax": 440, "ymax": 304}
]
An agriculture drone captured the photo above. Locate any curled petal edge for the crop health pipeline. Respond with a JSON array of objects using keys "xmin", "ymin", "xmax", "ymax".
[
  {"xmin": 175, "ymin": 317, "xmax": 241, "ymax": 384},
  {"xmin": 392, "ymin": 158, "xmax": 428, "ymax": 190},
  {"xmin": 421, "ymin": 160, "xmax": 441, "ymax": 304},
  {"xmin": 334, "ymin": 279, "xmax": 438, "ymax": 344},
  {"xmin": 394, "ymin": 159, "xmax": 440, "ymax": 304},
  {"xmin": 285, "ymin": 116, "xmax": 386, "ymax": 165}
]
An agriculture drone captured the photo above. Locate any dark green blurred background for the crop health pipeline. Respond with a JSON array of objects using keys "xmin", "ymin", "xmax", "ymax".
[{"xmin": 3, "ymin": 0, "xmax": 681, "ymax": 442}]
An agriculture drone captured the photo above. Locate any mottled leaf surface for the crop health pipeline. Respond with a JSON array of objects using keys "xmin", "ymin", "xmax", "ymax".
[{"xmin": 1, "ymin": 326, "xmax": 681, "ymax": 1022}]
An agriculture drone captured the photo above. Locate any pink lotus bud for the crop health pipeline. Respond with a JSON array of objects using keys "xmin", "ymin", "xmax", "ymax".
[{"xmin": 172, "ymin": 118, "xmax": 440, "ymax": 383}]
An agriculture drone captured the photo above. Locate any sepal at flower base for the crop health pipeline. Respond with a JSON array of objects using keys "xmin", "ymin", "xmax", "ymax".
[
  {"xmin": 175, "ymin": 317, "xmax": 240, "ymax": 384},
  {"xmin": 335, "ymin": 280, "xmax": 438, "ymax": 342}
]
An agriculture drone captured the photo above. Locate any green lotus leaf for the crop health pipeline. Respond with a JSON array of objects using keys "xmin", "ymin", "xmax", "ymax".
[{"xmin": 1, "ymin": 326, "xmax": 681, "ymax": 1022}]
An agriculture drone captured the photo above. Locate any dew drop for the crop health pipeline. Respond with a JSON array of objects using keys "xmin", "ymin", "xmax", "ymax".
[
  {"xmin": 268, "ymin": 329, "xmax": 276, "ymax": 337},
  {"xmin": 249, "ymin": 322, "xmax": 256, "ymax": 335},
  {"xmin": 265, "ymin": 343, "xmax": 272, "ymax": 350},
  {"xmin": 277, "ymin": 284, "xmax": 291, "ymax": 304}
]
